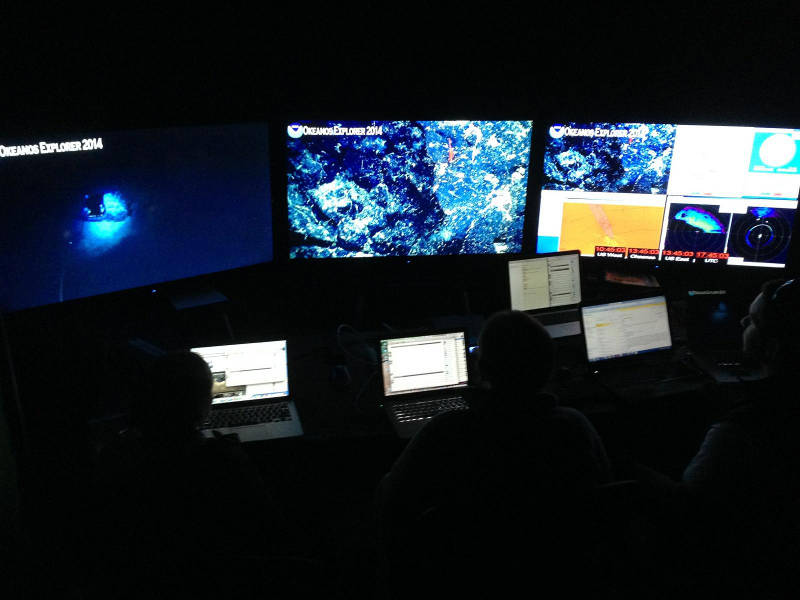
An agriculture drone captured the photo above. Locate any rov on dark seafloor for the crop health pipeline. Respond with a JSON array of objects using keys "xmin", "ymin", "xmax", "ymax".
[{"xmin": 81, "ymin": 191, "xmax": 130, "ymax": 222}]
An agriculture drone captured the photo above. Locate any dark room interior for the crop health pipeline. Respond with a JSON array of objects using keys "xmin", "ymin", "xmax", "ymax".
[{"xmin": 1, "ymin": 8, "xmax": 800, "ymax": 598}]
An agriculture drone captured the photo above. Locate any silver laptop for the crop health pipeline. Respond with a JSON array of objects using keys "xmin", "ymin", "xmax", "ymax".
[
  {"xmin": 191, "ymin": 340, "xmax": 303, "ymax": 442},
  {"xmin": 507, "ymin": 250, "xmax": 582, "ymax": 338},
  {"xmin": 580, "ymin": 295, "xmax": 695, "ymax": 387},
  {"xmin": 379, "ymin": 330, "xmax": 470, "ymax": 438}
]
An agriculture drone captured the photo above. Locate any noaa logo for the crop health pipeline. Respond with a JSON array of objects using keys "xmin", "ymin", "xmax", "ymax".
[
  {"xmin": 287, "ymin": 124, "xmax": 304, "ymax": 139},
  {"xmin": 759, "ymin": 133, "xmax": 796, "ymax": 167},
  {"xmin": 549, "ymin": 125, "xmax": 566, "ymax": 139}
]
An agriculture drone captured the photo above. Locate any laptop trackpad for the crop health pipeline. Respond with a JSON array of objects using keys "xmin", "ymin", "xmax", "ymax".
[
  {"xmin": 544, "ymin": 321, "xmax": 581, "ymax": 339},
  {"xmin": 202, "ymin": 420, "xmax": 303, "ymax": 442}
]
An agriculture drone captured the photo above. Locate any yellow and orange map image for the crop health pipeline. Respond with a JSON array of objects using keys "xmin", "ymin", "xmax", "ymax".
[{"xmin": 560, "ymin": 202, "xmax": 664, "ymax": 255}]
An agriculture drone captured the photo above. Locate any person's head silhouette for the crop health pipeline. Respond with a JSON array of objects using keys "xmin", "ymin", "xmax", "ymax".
[
  {"xmin": 132, "ymin": 351, "xmax": 213, "ymax": 439},
  {"xmin": 741, "ymin": 278, "xmax": 800, "ymax": 376},
  {"xmin": 477, "ymin": 310, "xmax": 554, "ymax": 397}
]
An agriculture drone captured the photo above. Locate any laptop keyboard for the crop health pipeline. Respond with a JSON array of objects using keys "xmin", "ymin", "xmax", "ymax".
[
  {"xmin": 391, "ymin": 396, "xmax": 468, "ymax": 424},
  {"xmin": 202, "ymin": 402, "xmax": 292, "ymax": 429}
]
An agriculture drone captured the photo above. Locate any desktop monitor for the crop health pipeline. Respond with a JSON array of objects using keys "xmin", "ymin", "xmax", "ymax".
[
  {"xmin": 537, "ymin": 122, "xmax": 800, "ymax": 269},
  {"xmin": 287, "ymin": 120, "xmax": 533, "ymax": 258},
  {"xmin": 0, "ymin": 122, "xmax": 273, "ymax": 312}
]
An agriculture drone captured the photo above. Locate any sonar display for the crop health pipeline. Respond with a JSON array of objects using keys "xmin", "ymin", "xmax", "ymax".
[
  {"xmin": 537, "ymin": 123, "xmax": 800, "ymax": 268},
  {"xmin": 287, "ymin": 120, "xmax": 533, "ymax": 258}
]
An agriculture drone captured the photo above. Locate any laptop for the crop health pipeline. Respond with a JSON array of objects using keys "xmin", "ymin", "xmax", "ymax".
[
  {"xmin": 580, "ymin": 295, "xmax": 697, "ymax": 387},
  {"xmin": 191, "ymin": 340, "xmax": 304, "ymax": 442},
  {"xmin": 379, "ymin": 330, "xmax": 470, "ymax": 438},
  {"xmin": 507, "ymin": 250, "xmax": 582, "ymax": 338}
]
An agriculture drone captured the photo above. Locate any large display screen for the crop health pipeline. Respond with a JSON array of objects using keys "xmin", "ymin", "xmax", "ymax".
[
  {"xmin": 537, "ymin": 123, "xmax": 800, "ymax": 268},
  {"xmin": 287, "ymin": 120, "xmax": 533, "ymax": 258},
  {"xmin": 0, "ymin": 123, "xmax": 273, "ymax": 312}
]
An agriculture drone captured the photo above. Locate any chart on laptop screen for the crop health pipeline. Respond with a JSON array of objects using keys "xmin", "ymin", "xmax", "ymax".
[
  {"xmin": 192, "ymin": 341, "xmax": 289, "ymax": 404},
  {"xmin": 381, "ymin": 332, "xmax": 468, "ymax": 396},
  {"xmin": 537, "ymin": 123, "xmax": 800, "ymax": 268}
]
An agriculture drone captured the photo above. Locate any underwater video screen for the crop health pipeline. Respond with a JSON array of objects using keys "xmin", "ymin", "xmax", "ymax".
[
  {"xmin": 537, "ymin": 122, "xmax": 800, "ymax": 268},
  {"xmin": 286, "ymin": 120, "xmax": 533, "ymax": 258},
  {"xmin": 0, "ymin": 123, "xmax": 273, "ymax": 311}
]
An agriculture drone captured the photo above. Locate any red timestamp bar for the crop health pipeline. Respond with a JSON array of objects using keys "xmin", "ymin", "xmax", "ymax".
[
  {"xmin": 695, "ymin": 252, "xmax": 730, "ymax": 259},
  {"xmin": 661, "ymin": 250, "xmax": 696, "ymax": 257},
  {"xmin": 595, "ymin": 246, "xmax": 626, "ymax": 253},
  {"xmin": 627, "ymin": 248, "xmax": 660, "ymax": 255}
]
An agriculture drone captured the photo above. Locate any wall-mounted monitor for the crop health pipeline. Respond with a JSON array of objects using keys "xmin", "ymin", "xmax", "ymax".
[
  {"xmin": 537, "ymin": 122, "xmax": 800, "ymax": 269},
  {"xmin": 0, "ymin": 122, "xmax": 273, "ymax": 312},
  {"xmin": 287, "ymin": 120, "xmax": 533, "ymax": 258}
]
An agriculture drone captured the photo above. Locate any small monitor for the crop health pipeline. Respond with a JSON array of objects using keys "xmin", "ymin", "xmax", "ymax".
[
  {"xmin": 287, "ymin": 120, "xmax": 533, "ymax": 258},
  {"xmin": 191, "ymin": 341, "xmax": 289, "ymax": 405},
  {"xmin": 380, "ymin": 331, "xmax": 469, "ymax": 397},
  {"xmin": 508, "ymin": 250, "xmax": 581, "ymax": 312},
  {"xmin": 537, "ymin": 122, "xmax": 800, "ymax": 269},
  {"xmin": 0, "ymin": 122, "xmax": 273, "ymax": 312},
  {"xmin": 581, "ymin": 296, "xmax": 672, "ymax": 362}
]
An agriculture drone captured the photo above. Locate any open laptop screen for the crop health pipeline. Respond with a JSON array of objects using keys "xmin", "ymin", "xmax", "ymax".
[
  {"xmin": 380, "ymin": 332, "xmax": 469, "ymax": 397},
  {"xmin": 581, "ymin": 296, "xmax": 672, "ymax": 362},
  {"xmin": 508, "ymin": 251, "xmax": 581, "ymax": 312},
  {"xmin": 191, "ymin": 341, "xmax": 289, "ymax": 404}
]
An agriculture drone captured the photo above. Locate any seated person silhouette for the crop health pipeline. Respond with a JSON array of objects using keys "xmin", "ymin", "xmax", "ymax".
[
  {"xmin": 89, "ymin": 351, "xmax": 286, "ymax": 594},
  {"xmin": 375, "ymin": 310, "xmax": 611, "ymax": 595},
  {"xmin": 633, "ymin": 279, "xmax": 800, "ymax": 595}
]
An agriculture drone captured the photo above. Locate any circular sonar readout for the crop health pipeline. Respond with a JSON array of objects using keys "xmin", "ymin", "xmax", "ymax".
[{"xmin": 728, "ymin": 207, "xmax": 794, "ymax": 264}]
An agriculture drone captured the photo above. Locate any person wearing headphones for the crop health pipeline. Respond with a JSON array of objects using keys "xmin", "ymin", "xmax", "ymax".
[{"xmin": 637, "ymin": 279, "xmax": 800, "ymax": 596}]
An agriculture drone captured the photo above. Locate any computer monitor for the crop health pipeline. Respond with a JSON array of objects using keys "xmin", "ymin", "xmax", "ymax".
[
  {"xmin": 537, "ymin": 122, "xmax": 800, "ymax": 269},
  {"xmin": 0, "ymin": 122, "xmax": 273, "ymax": 312},
  {"xmin": 508, "ymin": 250, "xmax": 581, "ymax": 312},
  {"xmin": 380, "ymin": 331, "xmax": 469, "ymax": 397},
  {"xmin": 191, "ymin": 341, "xmax": 289, "ymax": 405},
  {"xmin": 581, "ymin": 296, "xmax": 672, "ymax": 362},
  {"xmin": 287, "ymin": 120, "xmax": 533, "ymax": 258}
]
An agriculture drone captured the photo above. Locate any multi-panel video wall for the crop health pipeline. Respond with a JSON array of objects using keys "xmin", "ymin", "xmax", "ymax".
[
  {"xmin": 2, "ymin": 118, "xmax": 799, "ymax": 312},
  {"xmin": 536, "ymin": 123, "xmax": 800, "ymax": 268}
]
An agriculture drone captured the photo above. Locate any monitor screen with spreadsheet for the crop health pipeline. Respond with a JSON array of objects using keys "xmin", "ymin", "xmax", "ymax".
[
  {"xmin": 508, "ymin": 250, "xmax": 581, "ymax": 312},
  {"xmin": 581, "ymin": 296, "xmax": 672, "ymax": 362},
  {"xmin": 380, "ymin": 331, "xmax": 469, "ymax": 397},
  {"xmin": 191, "ymin": 341, "xmax": 289, "ymax": 405}
]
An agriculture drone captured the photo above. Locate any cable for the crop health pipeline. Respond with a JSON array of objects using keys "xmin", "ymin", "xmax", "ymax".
[
  {"xmin": 353, "ymin": 370, "xmax": 379, "ymax": 414},
  {"xmin": 335, "ymin": 323, "xmax": 379, "ymax": 366}
]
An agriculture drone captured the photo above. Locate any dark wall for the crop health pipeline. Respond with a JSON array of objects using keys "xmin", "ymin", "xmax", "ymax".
[{"xmin": 3, "ymin": 9, "xmax": 799, "ymax": 132}]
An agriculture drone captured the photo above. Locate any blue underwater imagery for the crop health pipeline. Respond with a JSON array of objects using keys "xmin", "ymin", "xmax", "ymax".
[
  {"xmin": 77, "ymin": 191, "xmax": 133, "ymax": 256},
  {"xmin": 674, "ymin": 206, "xmax": 726, "ymax": 233},
  {"xmin": 287, "ymin": 121, "xmax": 532, "ymax": 258}
]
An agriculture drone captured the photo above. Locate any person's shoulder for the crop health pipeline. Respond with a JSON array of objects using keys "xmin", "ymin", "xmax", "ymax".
[
  {"xmin": 412, "ymin": 407, "xmax": 479, "ymax": 443},
  {"xmin": 426, "ymin": 406, "xmax": 478, "ymax": 430},
  {"xmin": 551, "ymin": 405, "xmax": 593, "ymax": 423},
  {"xmin": 199, "ymin": 431, "xmax": 249, "ymax": 459}
]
